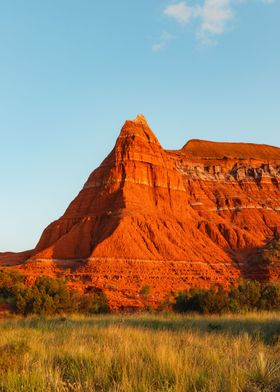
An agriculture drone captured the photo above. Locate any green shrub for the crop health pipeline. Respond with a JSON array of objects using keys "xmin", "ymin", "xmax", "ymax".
[
  {"xmin": 173, "ymin": 281, "xmax": 280, "ymax": 314},
  {"xmin": 230, "ymin": 280, "xmax": 261, "ymax": 310},
  {"xmin": 78, "ymin": 292, "xmax": 110, "ymax": 314},
  {"xmin": 140, "ymin": 285, "xmax": 151, "ymax": 298},
  {"xmin": 11, "ymin": 276, "xmax": 73, "ymax": 315},
  {"xmin": 174, "ymin": 286, "xmax": 230, "ymax": 314},
  {"xmin": 0, "ymin": 271, "xmax": 110, "ymax": 315},
  {"xmin": 0, "ymin": 270, "xmax": 25, "ymax": 298},
  {"xmin": 259, "ymin": 285, "xmax": 280, "ymax": 310}
]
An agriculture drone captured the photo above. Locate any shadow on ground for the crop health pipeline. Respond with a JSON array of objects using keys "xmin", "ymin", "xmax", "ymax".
[{"xmin": 2, "ymin": 314, "xmax": 280, "ymax": 345}]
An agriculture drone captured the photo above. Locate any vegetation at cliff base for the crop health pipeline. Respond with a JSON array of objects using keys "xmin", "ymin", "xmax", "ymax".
[
  {"xmin": 173, "ymin": 280, "xmax": 280, "ymax": 314},
  {"xmin": 0, "ymin": 270, "xmax": 109, "ymax": 315}
]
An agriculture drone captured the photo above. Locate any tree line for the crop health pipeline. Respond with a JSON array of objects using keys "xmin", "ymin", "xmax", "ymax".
[
  {"xmin": 0, "ymin": 270, "xmax": 109, "ymax": 315},
  {"xmin": 173, "ymin": 280, "xmax": 280, "ymax": 314},
  {"xmin": 1, "ymin": 270, "xmax": 280, "ymax": 316}
]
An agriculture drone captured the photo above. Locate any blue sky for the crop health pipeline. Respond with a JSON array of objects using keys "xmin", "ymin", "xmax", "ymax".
[{"xmin": 0, "ymin": 0, "xmax": 279, "ymax": 251}]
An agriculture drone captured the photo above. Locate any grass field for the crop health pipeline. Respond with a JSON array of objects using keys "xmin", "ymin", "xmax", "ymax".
[{"xmin": 0, "ymin": 312, "xmax": 280, "ymax": 392}]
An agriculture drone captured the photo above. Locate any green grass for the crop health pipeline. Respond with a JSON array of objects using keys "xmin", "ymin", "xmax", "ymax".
[{"xmin": 0, "ymin": 312, "xmax": 280, "ymax": 391}]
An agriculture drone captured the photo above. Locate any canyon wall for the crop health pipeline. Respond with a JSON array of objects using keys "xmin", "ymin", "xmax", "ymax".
[{"xmin": 2, "ymin": 115, "xmax": 280, "ymax": 308}]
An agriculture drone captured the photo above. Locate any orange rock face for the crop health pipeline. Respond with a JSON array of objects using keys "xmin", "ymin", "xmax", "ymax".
[{"xmin": 1, "ymin": 115, "xmax": 280, "ymax": 309}]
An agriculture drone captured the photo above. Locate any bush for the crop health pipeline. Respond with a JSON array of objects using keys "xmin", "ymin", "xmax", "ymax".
[
  {"xmin": 173, "ymin": 281, "xmax": 280, "ymax": 314},
  {"xmin": 0, "ymin": 271, "xmax": 110, "ymax": 315},
  {"xmin": 79, "ymin": 292, "xmax": 110, "ymax": 314},
  {"xmin": 230, "ymin": 280, "xmax": 261, "ymax": 311},
  {"xmin": 174, "ymin": 286, "xmax": 230, "ymax": 314},
  {"xmin": 259, "ymin": 285, "xmax": 280, "ymax": 310},
  {"xmin": 140, "ymin": 285, "xmax": 151, "ymax": 298},
  {"xmin": 0, "ymin": 270, "xmax": 25, "ymax": 298},
  {"xmin": 11, "ymin": 276, "xmax": 74, "ymax": 316}
]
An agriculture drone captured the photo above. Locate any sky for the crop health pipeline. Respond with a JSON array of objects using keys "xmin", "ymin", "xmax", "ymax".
[{"xmin": 0, "ymin": 0, "xmax": 279, "ymax": 251}]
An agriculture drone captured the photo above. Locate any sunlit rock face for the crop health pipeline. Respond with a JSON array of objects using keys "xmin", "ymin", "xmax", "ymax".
[{"xmin": 2, "ymin": 115, "xmax": 280, "ymax": 308}]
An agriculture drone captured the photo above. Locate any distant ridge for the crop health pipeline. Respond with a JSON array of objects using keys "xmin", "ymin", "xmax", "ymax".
[{"xmin": 183, "ymin": 139, "xmax": 280, "ymax": 160}]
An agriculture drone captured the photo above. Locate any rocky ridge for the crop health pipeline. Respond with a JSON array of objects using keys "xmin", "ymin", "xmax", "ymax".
[{"xmin": 1, "ymin": 115, "xmax": 280, "ymax": 309}]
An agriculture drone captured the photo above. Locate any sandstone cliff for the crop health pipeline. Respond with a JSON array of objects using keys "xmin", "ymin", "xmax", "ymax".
[{"xmin": 1, "ymin": 115, "xmax": 280, "ymax": 308}]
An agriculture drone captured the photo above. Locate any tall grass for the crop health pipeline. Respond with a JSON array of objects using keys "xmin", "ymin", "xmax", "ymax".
[{"xmin": 0, "ymin": 313, "xmax": 279, "ymax": 391}]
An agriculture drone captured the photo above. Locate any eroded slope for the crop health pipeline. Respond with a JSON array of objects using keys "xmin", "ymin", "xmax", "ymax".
[{"xmin": 1, "ymin": 115, "xmax": 280, "ymax": 308}]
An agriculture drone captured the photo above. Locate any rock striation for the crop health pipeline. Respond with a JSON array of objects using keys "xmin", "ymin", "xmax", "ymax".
[{"xmin": 1, "ymin": 115, "xmax": 280, "ymax": 308}]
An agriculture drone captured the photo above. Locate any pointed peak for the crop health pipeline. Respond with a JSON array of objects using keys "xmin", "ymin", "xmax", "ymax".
[
  {"xmin": 118, "ymin": 115, "xmax": 161, "ymax": 146},
  {"xmin": 133, "ymin": 114, "xmax": 148, "ymax": 125}
]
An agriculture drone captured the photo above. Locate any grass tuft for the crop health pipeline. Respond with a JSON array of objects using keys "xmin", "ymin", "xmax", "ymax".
[{"xmin": 0, "ymin": 312, "xmax": 279, "ymax": 391}]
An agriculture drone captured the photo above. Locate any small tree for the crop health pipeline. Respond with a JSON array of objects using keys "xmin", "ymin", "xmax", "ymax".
[
  {"xmin": 79, "ymin": 292, "xmax": 109, "ymax": 314},
  {"xmin": 140, "ymin": 285, "xmax": 151, "ymax": 298},
  {"xmin": 231, "ymin": 280, "xmax": 261, "ymax": 311},
  {"xmin": 259, "ymin": 284, "xmax": 280, "ymax": 310}
]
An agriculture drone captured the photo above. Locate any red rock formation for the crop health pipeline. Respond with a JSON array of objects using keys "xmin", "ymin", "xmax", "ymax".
[
  {"xmin": 1, "ymin": 115, "xmax": 280, "ymax": 308},
  {"xmin": 0, "ymin": 251, "xmax": 33, "ymax": 266}
]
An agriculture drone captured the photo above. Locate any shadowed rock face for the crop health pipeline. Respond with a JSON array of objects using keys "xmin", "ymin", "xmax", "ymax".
[{"xmin": 1, "ymin": 115, "xmax": 280, "ymax": 308}]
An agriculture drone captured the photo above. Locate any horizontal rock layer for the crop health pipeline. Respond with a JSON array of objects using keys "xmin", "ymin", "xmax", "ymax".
[{"xmin": 1, "ymin": 114, "xmax": 280, "ymax": 308}]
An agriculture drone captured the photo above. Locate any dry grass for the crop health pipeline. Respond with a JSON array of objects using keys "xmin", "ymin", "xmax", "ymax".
[{"xmin": 0, "ymin": 312, "xmax": 279, "ymax": 391}]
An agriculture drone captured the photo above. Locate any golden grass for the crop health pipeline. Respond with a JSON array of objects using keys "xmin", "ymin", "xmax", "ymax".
[{"xmin": 0, "ymin": 312, "xmax": 279, "ymax": 391}]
